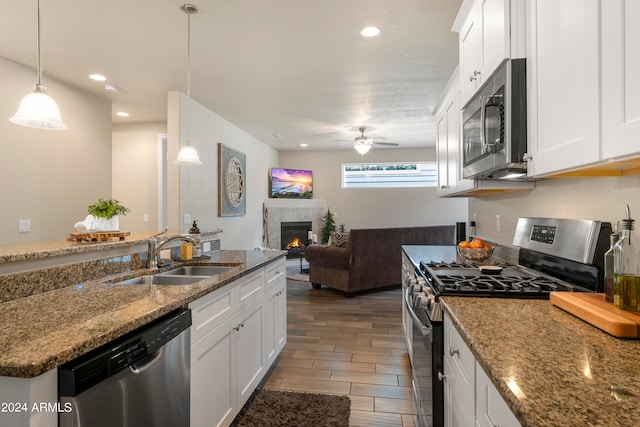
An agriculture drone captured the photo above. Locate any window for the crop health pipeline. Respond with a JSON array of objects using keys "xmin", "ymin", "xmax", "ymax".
[{"xmin": 341, "ymin": 162, "xmax": 438, "ymax": 188}]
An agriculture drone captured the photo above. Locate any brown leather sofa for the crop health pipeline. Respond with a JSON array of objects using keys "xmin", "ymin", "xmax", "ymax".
[{"xmin": 304, "ymin": 225, "xmax": 458, "ymax": 297}]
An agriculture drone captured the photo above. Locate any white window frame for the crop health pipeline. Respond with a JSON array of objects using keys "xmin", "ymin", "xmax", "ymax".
[{"xmin": 341, "ymin": 161, "xmax": 438, "ymax": 189}]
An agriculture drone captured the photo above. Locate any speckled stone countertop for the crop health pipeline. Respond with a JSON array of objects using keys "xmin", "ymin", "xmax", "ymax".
[
  {"xmin": 402, "ymin": 245, "xmax": 640, "ymax": 427},
  {"xmin": 443, "ymin": 297, "xmax": 640, "ymax": 427},
  {"xmin": 0, "ymin": 249, "xmax": 285, "ymax": 378}
]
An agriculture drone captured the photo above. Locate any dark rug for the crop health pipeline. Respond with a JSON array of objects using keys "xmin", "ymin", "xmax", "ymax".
[{"xmin": 230, "ymin": 389, "xmax": 351, "ymax": 427}]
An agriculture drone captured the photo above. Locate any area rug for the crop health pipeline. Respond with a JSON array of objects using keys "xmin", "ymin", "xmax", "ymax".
[
  {"xmin": 231, "ymin": 389, "xmax": 350, "ymax": 427},
  {"xmin": 286, "ymin": 265, "xmax": 309, "ymax": 282}
]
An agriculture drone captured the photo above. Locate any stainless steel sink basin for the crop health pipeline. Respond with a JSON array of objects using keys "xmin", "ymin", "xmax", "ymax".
[
  {"xmin": 117, "ymin": 275, "xmax": 205, "ymax": 286},
  {"xmin": 158, "ymin": 265, "xmax": 236, "ymax": 276}
]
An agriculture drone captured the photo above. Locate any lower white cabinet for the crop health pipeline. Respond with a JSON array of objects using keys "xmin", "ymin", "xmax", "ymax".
[
  {"xmin": 443, "ymin": 314, "xmax": 520, "ymax": 427},
  {"xmin": 190, "ymin": 257, "xmax": 287, "ymax": 427}
]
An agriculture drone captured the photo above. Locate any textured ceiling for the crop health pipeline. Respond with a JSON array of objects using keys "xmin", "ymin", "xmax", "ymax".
[{"xmin": 0, "ymin": 0, "xmax": 462, "ymax": 150}]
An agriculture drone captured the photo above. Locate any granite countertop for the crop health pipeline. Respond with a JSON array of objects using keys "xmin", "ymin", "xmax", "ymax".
[
  {"xmin": 402, "ymin": 245, "xmax": 640, "ymax": 427},
  {"xmin": 443, "ymin": 297, "xmax": 640, "ymax": 427},
  {"xmin": 0, "ymin": 249, "xmax": 285, "ymax": 378}
]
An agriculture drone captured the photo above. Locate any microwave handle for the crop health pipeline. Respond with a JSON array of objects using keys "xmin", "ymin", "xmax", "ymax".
[{"xmin": 479, "ymin": 95, "xmax": 486, "ymax": 151}]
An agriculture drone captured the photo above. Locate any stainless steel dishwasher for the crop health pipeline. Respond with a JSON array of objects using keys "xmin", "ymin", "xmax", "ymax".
[{"xmin": 58, "ymin": 308, "xmax": 191, "ymax": 427}]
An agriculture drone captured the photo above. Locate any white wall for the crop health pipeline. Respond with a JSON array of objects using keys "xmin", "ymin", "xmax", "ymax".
[
  {"xmin": 0, "ymin": 57, "xmax": 112, "ymax": 244},
  {"xmin": 278, "ymin": 148, "xmax": 469, "ymax": 230},
  {"xmin": 112, "ymin": 122, "xmax": 166, "ymax": 233},
  {"xmin": 469, "ymin": 175, "xmax": 640, "ymax": 245},
  {"xmin": 168, "ymin": 92, "xmax": 279, "ymax": 249}
]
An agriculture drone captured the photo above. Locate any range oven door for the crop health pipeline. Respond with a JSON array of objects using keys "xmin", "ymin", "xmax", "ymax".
[{"xmin": 405, "ymin": 289, "xmax": 444, "ymax": 427}]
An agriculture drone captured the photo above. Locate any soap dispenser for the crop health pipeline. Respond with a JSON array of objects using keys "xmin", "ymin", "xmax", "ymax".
[
  {"xmin": 189, "ymin": 220, "xmax": 200, "ymax": 234},
  {"xmin": 613, "ymin": 205, "xmax": 640, "ymax": 311}
]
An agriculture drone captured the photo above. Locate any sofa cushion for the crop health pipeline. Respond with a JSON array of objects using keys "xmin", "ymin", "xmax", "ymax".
[{"xmin": 329, "ymin": 232, "xmax": 350, "ymax": 248}]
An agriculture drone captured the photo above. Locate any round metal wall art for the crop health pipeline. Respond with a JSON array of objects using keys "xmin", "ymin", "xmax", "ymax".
[{"xmin": 224, "ymin": 156, "xmax": 244, "ymax": 208}]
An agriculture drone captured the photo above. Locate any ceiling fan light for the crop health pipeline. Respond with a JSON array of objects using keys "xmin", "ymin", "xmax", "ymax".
[
  {"xmin": 354, "ymin": 143, "xmax": 372, "ymax": 155},
  {"xmin": 175, "ymin": 141, "xmax": 202, "ymax": 165},
  {"xmin": 10, "ymin": 84, "xmax": 67, "ymax": 130}
]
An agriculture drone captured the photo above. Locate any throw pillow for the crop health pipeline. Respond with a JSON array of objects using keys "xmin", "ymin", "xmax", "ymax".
[{"xmin": 330, "ymin": 232, "xmax": 350, "ymax": 248}]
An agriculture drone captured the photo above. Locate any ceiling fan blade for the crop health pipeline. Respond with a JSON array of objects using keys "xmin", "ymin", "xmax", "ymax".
[{"xmin": 372, "ymin": 141, "xmax": 399, "ymax": 146}]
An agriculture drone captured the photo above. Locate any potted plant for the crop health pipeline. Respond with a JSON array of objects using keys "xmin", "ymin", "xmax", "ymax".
[
  {"xmin": 321, "ymin": 208, "xmax": 337, "ymax": 244},
  {"xmin": 75, "ymin": 198, "xmax": 130, "ymax": 232}
]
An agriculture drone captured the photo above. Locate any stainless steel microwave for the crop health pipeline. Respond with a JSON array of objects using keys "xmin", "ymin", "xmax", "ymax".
[{"xmin": 461, "ymin": 58, "xmax": 528, "ymax": 180}]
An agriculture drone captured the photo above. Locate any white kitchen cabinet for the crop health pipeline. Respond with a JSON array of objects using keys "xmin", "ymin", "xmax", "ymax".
[
  {"xmin": 454, "ymin": 0, "xmax": 526, "ymax": 105},
  {"xmin": 435, "ymin": 70, "xmax": 474, "ymax": 197},
  {"xmin": 525, "ymin": 0, "xmax": 601, "ymax": 177},
  {"xmin": 601, "ymin": 1, "xmax": 640, "ymax": 160},
  {"xmin": 443, "ymin": 313, "xmax": 520, "ymax": 427},
  {"xmin": 265, "ymin": 278, "xmax": 287, "ymax": 367},
  {"xmin": 190, "ymin": 259, "xmax": 287, "ymax": 427},
  {"xmin": 476, "ymin": 364, "xmax": 521, "ymax": 427}
]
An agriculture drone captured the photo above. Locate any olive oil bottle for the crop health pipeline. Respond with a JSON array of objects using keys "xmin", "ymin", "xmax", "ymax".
[{"xmin": 613, "ymin": 206, "xmax": 640, "ymax": 311}]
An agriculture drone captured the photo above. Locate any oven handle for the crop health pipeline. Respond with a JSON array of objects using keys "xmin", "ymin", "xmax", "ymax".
[{"xmin": 404, "ymin": 288, "xmax": 432, "ymax": 337}]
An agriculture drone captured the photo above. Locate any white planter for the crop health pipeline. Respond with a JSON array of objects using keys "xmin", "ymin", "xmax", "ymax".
[{"xmin": 74, "ymin": 215, "xmax": 120, "ymax": 232}]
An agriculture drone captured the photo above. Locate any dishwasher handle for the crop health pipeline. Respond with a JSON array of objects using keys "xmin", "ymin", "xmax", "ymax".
[{"xmin": 130, "ymin": 347, "xmax": 164, "ymax": 374}]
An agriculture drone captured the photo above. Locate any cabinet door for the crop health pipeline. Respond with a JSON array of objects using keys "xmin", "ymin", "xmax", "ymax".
[
  {"xmin": 236, "ymin": 298, "xmax": 266, "ymax": 408},
  {"xmin": 601, "ymin": 0, "xmax": 640, "ymax": 159},
  {"xmin": 476, "ymin": 364, "xmax": 521, "ymax": 427},
  {"xmin": 444, "ymin": 316, "xmax": 475, "ymax": 412},
  {"xmin": 437, "ymin": 111, "xmax": 450, "ymax": 193},
  {"xmin": 526, "ymin": 0, "xmax": 600, "ymax": 176},
  {"xmin": 480, "ymin": 0, "xmax": 509, "ymax": 77},
  {"xmin": 191, "ymin": 314, "xmax": 237, "ymax": 427},
  {"xmin": 265, "ymin": 278, "xmax": 287, "ymax": 367},
  {"xmin": 460, "ymin": 13, "xmax": 482, "ymax": 103}
]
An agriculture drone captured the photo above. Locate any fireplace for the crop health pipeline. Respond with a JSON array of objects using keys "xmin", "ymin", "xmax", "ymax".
[{"xmin": 281, "ymin": 221, "xmax": 312, "ymax": 258}]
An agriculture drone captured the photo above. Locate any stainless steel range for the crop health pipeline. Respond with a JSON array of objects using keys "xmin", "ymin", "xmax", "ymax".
[{"xmin": 404, "ymin": 217, "xmax": 612, "ymax": 427}]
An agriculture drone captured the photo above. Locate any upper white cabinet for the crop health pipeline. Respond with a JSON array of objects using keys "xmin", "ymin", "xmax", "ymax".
[
  {"xmin": 601, "ymin": 1, "xmax": 640, "ymax": 160},
  {"xmin": 527, "ymin": 1, "xmax": 640, "ymax": 177},
  {"xmin": 454, "ymin": 0, "xmax": 526, "ymax": 105},
  {"xmin": 525, "ymin": 0, "xmax": 601, "ymax": 177},
  {"xmin": 436, "ymin": 69, "xmax": 474, "ymax": 197}
]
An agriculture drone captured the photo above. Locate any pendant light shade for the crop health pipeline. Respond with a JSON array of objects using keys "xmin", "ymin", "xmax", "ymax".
[
  {"xmin": 11, "ymin": 0, "xmax": 67, "ymax": 130},
  {"xmin": 354, "ymin": 142, "xmax": 372, "ymax": 155},
  {"xmin": 175, "ymin": 3, "xmax": 201, "ymax": 166}
]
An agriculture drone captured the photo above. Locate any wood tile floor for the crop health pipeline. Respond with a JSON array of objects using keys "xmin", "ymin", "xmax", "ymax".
[{"xmin": 263, "ymin": 279, "xmax": 418, "ymax": 427}]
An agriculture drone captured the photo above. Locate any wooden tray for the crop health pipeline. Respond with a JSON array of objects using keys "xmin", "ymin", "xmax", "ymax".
[
  {"xmin": 550, "ymin": 292, "xmax": 640, "ymax": 338},
  {"xmin": 68, "ymin": 231, "xmax": 130, "ymax": 242}
]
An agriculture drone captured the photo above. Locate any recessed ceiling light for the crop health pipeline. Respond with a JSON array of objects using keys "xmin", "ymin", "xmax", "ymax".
[
  {"xmin": 360, "ymin": 26, "xmax": 380, "ymax": 37},
  {"xmin": 116, "ymin": 112, "xmax": 129, "ymax": 117},
  {"xmin": 104, "ymin": 84, "xmax": 119, "ymax": 93},
  {"xmin": 89, "ymin": 74, "xmax": 106, "ymax": 81},
  {"xmin": 300, "ymin": 143, "xmax": 308, "ymax": 147}
]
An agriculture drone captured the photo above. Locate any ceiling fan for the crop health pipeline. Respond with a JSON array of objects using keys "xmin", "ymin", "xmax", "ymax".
[{"xmin": 352, "ymin": 126, "xmax": 398, "ymax": 154}]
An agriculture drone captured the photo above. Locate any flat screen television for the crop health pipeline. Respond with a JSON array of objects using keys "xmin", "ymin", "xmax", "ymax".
[{"xmin": 270, "ymin": 168, "xmax": 313, "ymax": 199}]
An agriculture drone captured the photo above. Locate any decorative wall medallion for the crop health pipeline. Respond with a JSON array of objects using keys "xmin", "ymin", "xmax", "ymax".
[{"xmin": 218, "ymin": 143, "xmax": 246, "ymax": 216}]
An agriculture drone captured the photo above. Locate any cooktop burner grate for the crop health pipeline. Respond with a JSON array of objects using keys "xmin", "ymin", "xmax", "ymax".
[{"xmin": 435, "ymin": 274, "xmax": 572, "ymax": 294}]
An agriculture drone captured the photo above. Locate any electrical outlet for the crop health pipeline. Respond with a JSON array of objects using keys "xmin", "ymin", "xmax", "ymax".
[
  {"xmin": 184, "ymin": 214, "xmax": 191, "ymax": 225},
  {"xmin": 496, "ymin": 215, "xmax": 501, "ymax": 232},
  {"xmin": 19, "ymin": 219, "xmax": 31, "ymax": 233}
]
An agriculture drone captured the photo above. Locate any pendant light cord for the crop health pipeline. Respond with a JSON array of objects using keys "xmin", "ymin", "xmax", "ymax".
[
  {"xmin": 186, "ymin": 6, "xmax": 192, "ymax": 141},
  {"xmin": 36, "ymin": 0, "xmax": 43, "ymax": 87}
]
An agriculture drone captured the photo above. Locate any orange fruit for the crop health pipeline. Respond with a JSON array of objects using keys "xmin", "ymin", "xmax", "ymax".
[
  {"xmin": 483, "ymin": 243, "xmax": 491, "ymax": 249},
  {"xmin": 469, "ymin": 238, "xmax": 484, "ymax": 249},
  {"xmin": 458, "ymin": 241, "xmax": 470, "ymax": 248}
]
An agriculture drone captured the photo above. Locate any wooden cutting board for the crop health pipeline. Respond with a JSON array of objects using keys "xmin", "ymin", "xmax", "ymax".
[{"xmin": 550, "ymin": 292, "xmax": 640, "ymax": 338}]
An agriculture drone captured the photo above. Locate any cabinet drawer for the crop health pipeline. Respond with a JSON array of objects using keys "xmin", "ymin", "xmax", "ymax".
[
  {"xmin": 265, "ymin": 258, "xmax": 286, "ymax": 289},
  {"xmin": 444, "ymin": 316, "xmax": 475, "ymax": 412},
  {"xmin": 237, "ymin": 269, "xmax": 265, "ymax": 307},
  {"xmin": 189, "ymin": 285, "xmax": 237, "ymax": 344}
]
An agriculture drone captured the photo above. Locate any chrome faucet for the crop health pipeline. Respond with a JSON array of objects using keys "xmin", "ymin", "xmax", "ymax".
[{"xmin": 148, "ymin": 230, "xmax": 200, "ymax": 271}]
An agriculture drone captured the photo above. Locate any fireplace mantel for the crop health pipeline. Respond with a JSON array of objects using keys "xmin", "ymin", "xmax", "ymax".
[{"xmin": 263, "ymin": 199, "xmax": 327, "ymax": 250}]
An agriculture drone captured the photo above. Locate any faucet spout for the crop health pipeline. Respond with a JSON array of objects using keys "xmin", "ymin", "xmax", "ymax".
[{"xmin": 148, "ymin": 233, "xmax": 200, "ymax": 271}]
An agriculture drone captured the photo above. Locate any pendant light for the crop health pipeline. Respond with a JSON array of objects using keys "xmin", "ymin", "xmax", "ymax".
[
  {"xmin": 175, "ymin": 3, "xmax": 202, "ymax": 165},
  {"xmin": 10, "ymin": 0, "xmax": 67, "ymax": 130},
  {"xmin": 354, "ymin": 142, "xmax": 372, "ymax": 155}
]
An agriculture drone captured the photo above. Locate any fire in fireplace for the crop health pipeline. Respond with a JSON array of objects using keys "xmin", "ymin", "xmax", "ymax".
[{"xmin": 281, "ymin": 221, "xmax": 312, "ymax": 258}]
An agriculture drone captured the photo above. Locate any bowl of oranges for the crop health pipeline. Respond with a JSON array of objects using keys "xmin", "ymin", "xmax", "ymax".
[{"xmin": 457, "ymin": 238, "xmax": 494, "ymax": 262}]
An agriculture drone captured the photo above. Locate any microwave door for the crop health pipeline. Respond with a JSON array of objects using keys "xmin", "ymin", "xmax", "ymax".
[
  {"xmin": 462, "ymin": 107, "xmax": 484, "ymax": 167},
  {"xmin": 484, "ymin": 91, "xmax": 505, "ymax": 153}
]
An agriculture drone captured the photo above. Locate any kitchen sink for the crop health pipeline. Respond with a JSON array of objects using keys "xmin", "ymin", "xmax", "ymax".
[
  {"xmin": 117, "ymin": 275, "xmax": 205, "ymax": 286},
  {"xmin": 158, "ymin": 265, "xmax": 237, "ymax": 276}
]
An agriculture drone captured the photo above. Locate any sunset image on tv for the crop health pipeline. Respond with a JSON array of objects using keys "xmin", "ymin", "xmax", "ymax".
[{"xmin": 271, "ymin": 168, "xmax": 313, "ymax": 198}]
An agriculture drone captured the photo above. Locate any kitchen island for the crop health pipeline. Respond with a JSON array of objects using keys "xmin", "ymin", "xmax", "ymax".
[{"xmin": 403, "ymin": 245, "xmax": 640, "ymax": 427}]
